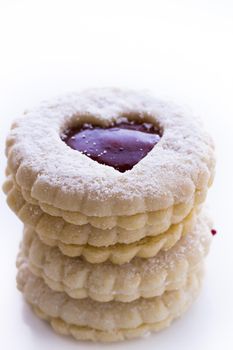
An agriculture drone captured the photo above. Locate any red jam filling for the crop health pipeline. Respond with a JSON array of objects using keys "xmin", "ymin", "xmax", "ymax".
[
  {"xmin": 62, "ymin": 121, "xmax": 161, "ymax": 172},
  {"xmin": 211, "ymin": 229, "xmax": 217, "ymax": 236}
]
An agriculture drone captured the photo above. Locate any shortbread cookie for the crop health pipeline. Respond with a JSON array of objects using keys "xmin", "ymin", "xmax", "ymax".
[
  {"xmin": 17, "ymin": 264, "xmax": 203, "ymax": 342},
  {"xmin": 17, "ymin": 214, "xmax": 211, "ymax": 302},
  {"xmin": 6, "ymin": 88, "xmax": 215, "ymax": 218},
  {"xmin": 22, "ymin": 207, "xmax": 195, "ymax": 264},
  {"xmin": 4, "ymin": 183, "xmax": 200, "ymax": 250},
  {"xmin": 4, "ymin": 174, "xmax": 206, "ymax": 232}
]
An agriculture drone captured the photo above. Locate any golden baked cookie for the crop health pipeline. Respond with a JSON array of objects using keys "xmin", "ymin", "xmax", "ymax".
[
  {"xmin": 3, "ymin": 88, "xmax": 216, "ymax": 343},
  {"xmin": 17, "ymin": 263, "xmax": 203, "ymax": 342},
  {"xmin": 20, "ymin": 212, "xmax": 192, "ymax": 263},
  {"xmin": 4, "ymin": 176, "xmax": 201, "ymax": 264},
  {"xmin": 17, "ymin": 214, "xmax": 211, "ymax": 302},
  {"xmin": 6, "ymin": 88, "xmax": 215, "ymax": 219},
  {"xmin": 19, "ymin": 206, "xmax": 195, "ymax": 264},
  {"xmin": 4, "ymin": 173, "xmax": 207, "ymax": 231}
]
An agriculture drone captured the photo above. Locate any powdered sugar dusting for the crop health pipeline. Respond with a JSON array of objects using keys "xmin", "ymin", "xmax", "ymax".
[{"xmin": 7, "ymin": 88, "xmax": 215, "ymax": 216}]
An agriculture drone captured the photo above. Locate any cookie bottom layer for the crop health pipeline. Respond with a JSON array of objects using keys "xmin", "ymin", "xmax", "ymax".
[{"xmin": 17, "ymin": 265, "xmax": 203, "ymax": 342}]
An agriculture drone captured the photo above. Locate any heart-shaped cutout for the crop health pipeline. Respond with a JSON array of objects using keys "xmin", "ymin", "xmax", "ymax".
[{"xmin": 62, "ymin": 121, "xmax": 161, "ymax": 172}]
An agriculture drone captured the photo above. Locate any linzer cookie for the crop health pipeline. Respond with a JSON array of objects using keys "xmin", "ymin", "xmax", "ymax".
[
  {"xmin": 5, "ymin": 88, "xmax": 214, "ymax": 218},
  {"xmin": 3, "ymin": 88, "xmax": 216, "ymax": 342},
  {"xmin": 17, "ymin": 263, "xmax": 203, "ymax": 342},
  {"xmin": 17, "ymin": 214, "xmax": 211, "ymax": 302},
  {"xmin": 4, "ymin": 179, "xmax": 202, "ymax": 244}
]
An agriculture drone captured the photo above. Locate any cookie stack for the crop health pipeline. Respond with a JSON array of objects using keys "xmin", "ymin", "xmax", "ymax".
[{"xmin": 3, "ymin": 89, "xmax": 215, "ymax": 342}]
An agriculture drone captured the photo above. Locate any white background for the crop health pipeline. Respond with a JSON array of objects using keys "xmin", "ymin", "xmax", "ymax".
[{"xmin": 0, "ymin": 0, "xmax": 232, "ymax": 349}]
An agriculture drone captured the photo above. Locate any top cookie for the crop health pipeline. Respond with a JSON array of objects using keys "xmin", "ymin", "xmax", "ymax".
[{"xmin": 6, "ymin": 88, "xmax": 215, "ymax": 216}]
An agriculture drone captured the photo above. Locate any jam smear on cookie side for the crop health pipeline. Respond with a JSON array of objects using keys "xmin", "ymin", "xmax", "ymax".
[
  {"xmin": 211, "ymin": 229, "xmax": 217, "ymax": 236},
  {"xmin": 62, "ymin": 120, "xmax": 161, "ymax": 172}
]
